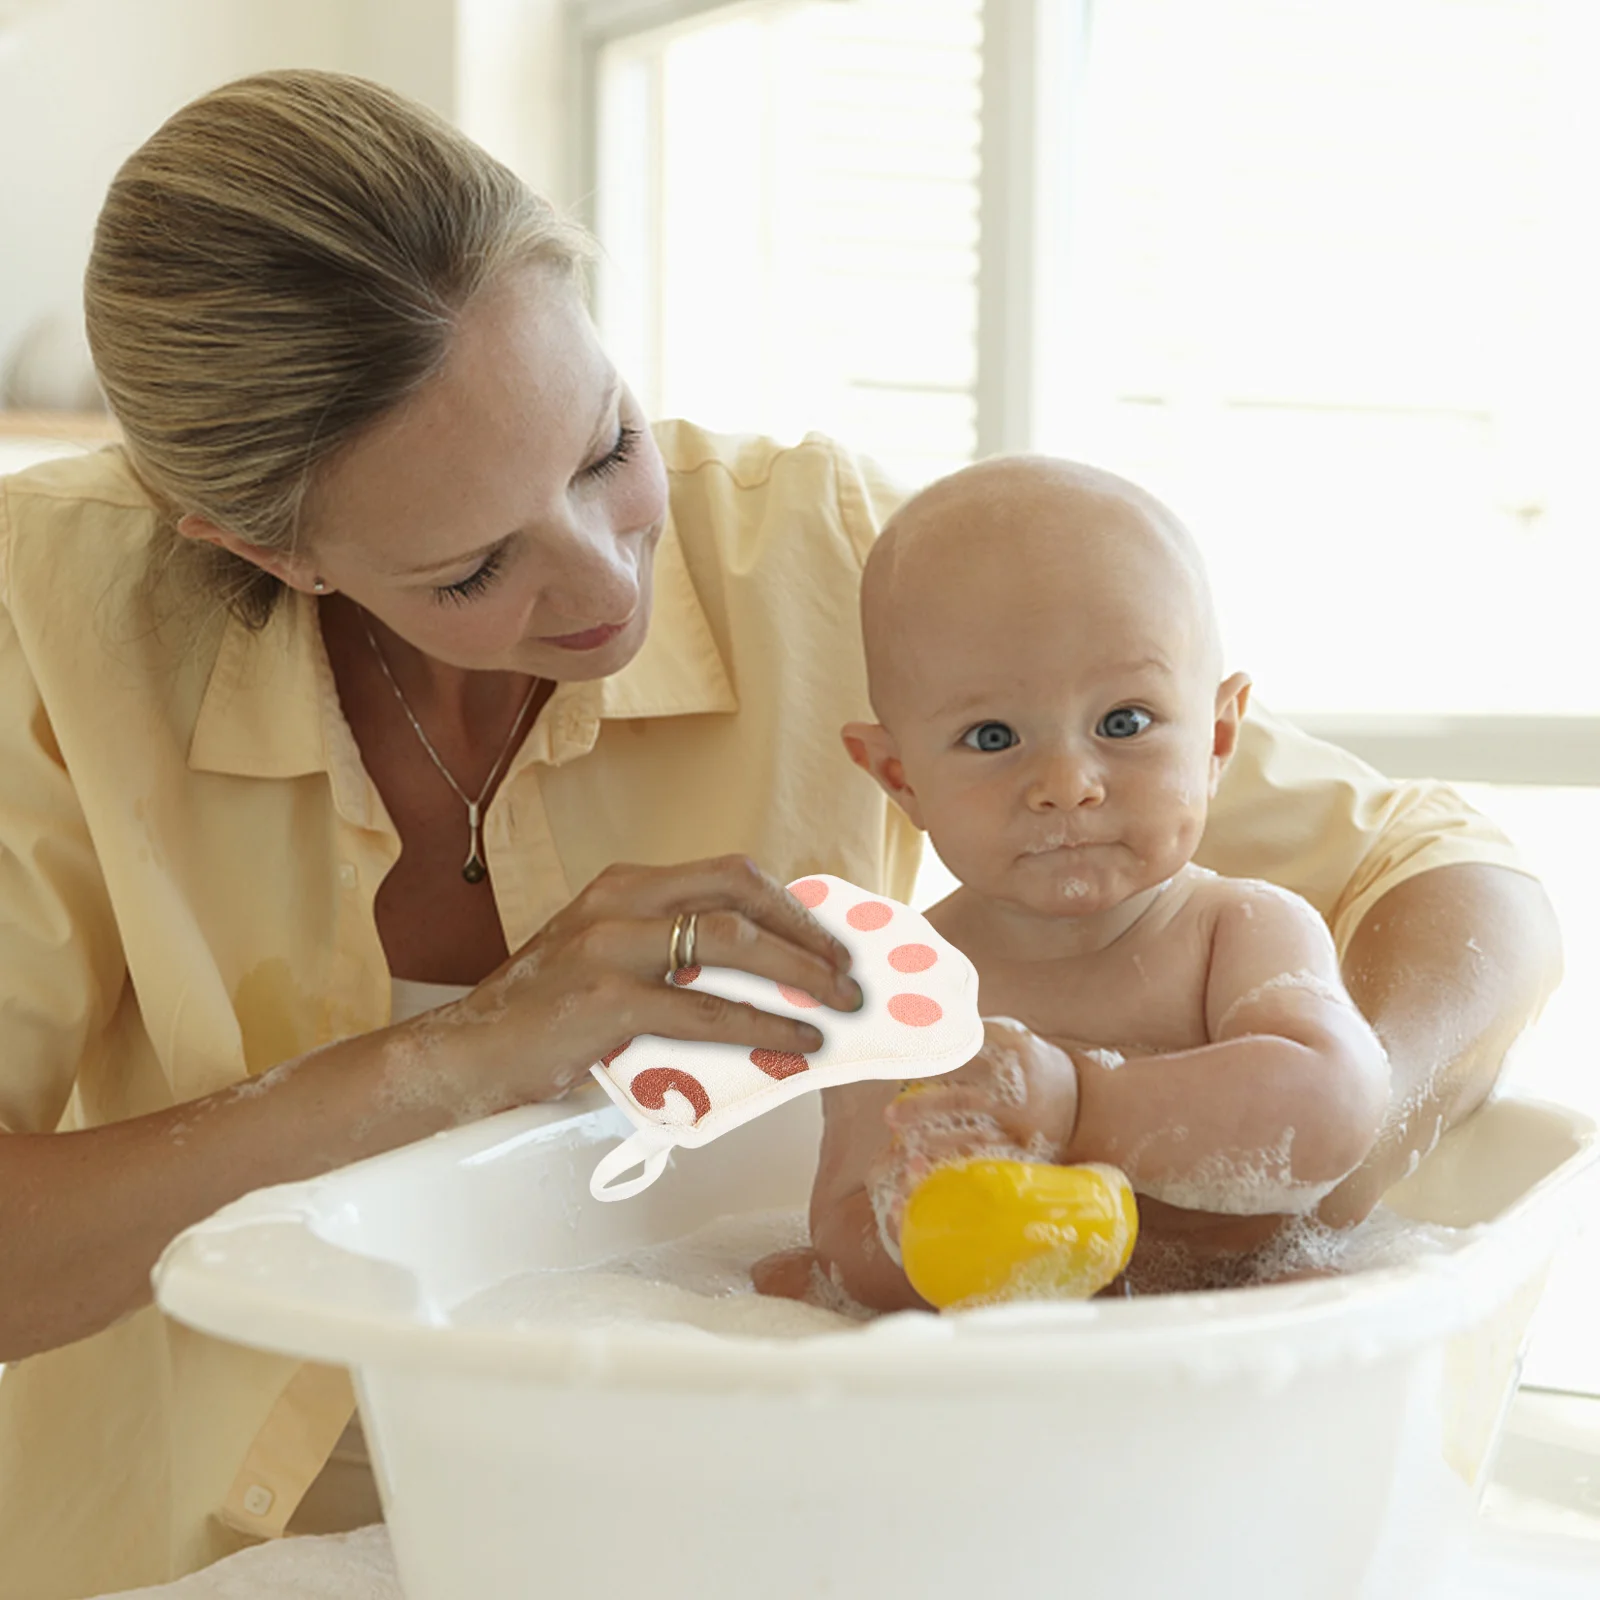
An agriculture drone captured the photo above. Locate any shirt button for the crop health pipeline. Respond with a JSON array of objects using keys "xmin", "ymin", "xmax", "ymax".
[
  {"xmin": 338, "ymin": 863, "xmax": 357, "ymax": 889},
  {"xmin": 242, "ymin": 1484, "xmax": 274, "ymax": 1517}
]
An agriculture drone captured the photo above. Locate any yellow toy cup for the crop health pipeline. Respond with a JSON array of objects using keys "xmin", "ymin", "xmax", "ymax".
[{"xmin": 900, "ymin": 1158, "xmax": 1139, "ymax": 1309}]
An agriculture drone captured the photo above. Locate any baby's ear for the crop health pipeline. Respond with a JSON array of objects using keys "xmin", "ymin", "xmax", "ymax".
[
  {"xmin": 1208, "ymin": 673, "xmax": 1253, "ymax": 792},
  {"xmin": 841, "ymin": 722, "xmax": 926, "ymax": 829}
]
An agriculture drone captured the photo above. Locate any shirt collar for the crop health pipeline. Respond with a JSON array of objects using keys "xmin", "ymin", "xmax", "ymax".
[{"xmin": 187, "ymin": 510, "xmax": 736, "ymax": 786}]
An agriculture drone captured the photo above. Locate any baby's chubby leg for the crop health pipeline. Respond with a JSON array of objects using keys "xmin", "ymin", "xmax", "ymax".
[
  {"xmin": 750, "ymin": 1247, "xmax": 821, "ymax": 1301},
  {"xmin": 753, "ymin": 1078, "xmax": 917, "ymax": 1311}
]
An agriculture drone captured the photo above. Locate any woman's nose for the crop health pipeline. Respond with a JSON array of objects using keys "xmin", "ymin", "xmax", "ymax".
[
  {"xmin": 538, "ymin": 513, "xmax": 644, "ymax": 622},
  {"xmin": 1024, "ymin": 747, "xmax": 1105, "ymax": 812}
]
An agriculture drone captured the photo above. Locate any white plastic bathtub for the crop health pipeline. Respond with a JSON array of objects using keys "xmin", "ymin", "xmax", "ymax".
[{"xmin": 155, "ymin": 1090, "xmax": 1597, "ymax": 1600}]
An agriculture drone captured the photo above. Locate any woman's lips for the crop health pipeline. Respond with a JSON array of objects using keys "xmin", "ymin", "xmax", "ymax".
[{"xmin": 541, "ymin": 621, "xmax": 628, "ymax": 652}]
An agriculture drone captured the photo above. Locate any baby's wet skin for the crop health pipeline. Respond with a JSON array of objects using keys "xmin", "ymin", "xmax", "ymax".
[{"xmin": 812, "ymin": 456, "xmax": 1389, "ymax": 1310}]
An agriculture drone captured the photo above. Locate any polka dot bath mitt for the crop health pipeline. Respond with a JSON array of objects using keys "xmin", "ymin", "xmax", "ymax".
[{"xmin": 589, "ymin": 875, "xmax": 984, "ymax": 1200}]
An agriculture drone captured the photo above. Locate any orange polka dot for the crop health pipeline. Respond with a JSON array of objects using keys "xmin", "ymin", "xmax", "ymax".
[
  {"xmin": 671, "ymin": 965, "xmax": 701, "ymax": 986},
  {"xmin": 846, "ymin": 900, "xmax": 893, "ymax": 931},
  {"xmin": 777, "ymin": 984, "xmax": 822, "ymax": 1008},
  {"xmin": 789, "ymin": 879, "xmax": 829, "ymax": 907},
  {"xmin": 750, "ymin": 1048, "xmax": 810, "ymax": 1080},
  {"xmin": 888, "ymin": 993, "xmax": 942, "ymax": 1027},
  {"xmin": 888, "ymin": 943, "xmax": 937, "ymax": 973}
]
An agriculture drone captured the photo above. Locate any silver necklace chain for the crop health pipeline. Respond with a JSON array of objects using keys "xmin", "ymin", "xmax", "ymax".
[{"xmin": 360, "ymin": 614, "xmax": 543, "ymax": 885}]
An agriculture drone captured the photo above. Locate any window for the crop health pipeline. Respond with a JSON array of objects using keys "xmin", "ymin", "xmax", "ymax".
[
  {"xmin": 585, "ymin": 0, "xmax": 983, "ymax": 488},
  {"xmin": 1047, "ymin": 0, "xmax": 1599, "ymax": 721},
  {"xmin": 601, "ymin": 0, "xmax": 1600, "ymax": 1382}
]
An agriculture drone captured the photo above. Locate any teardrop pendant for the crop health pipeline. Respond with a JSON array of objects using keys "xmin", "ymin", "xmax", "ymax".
[{"xmin": 462, "ymin": 800, "xmax": 488, "ymax": 885}]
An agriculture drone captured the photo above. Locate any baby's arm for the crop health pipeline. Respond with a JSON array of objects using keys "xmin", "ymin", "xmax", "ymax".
[
  {"xmin": 791, "ymin": 886, "xmax": 1386, "ymax": 1310},
  {"xmin": 1061, "ymin": 882, "xmax": 1391, "ymax": 1214},
  {"xmin": 802, "ymin": 1021, "xmax": 1080, "ymax": 1310}
]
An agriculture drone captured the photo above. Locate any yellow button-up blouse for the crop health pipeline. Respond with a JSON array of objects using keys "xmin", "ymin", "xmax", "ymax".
[{"xmin": 0, "ymin": 421, "xmax": 1526, "ymax": 1597}]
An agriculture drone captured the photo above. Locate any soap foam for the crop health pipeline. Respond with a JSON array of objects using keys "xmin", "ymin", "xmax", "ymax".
[
  {"xmin": 1214, "ymin": 969, "xmax": 1355, "ymax": 1035},
  {"xmin": 1000, "ymin": 1052, "xmax": 1031, "ymax": 1107},
  {"xmin": 1123, "ymin": 1205, "xmax": 1477, "ymax": 1295},
  {"xmin": 1081, "ymin": 1047, "xmax": 1126, "ymax": 1072},
  {"xmin": 451, "ymin": 1194, "xmax": 1478, "ymax": 1337},
  {"xmin": 867, "ymin": 1163, "xmax": 907, "ymax": 1266},
  {"xmin": 1136, "ymin": 1130, "xmax": 1340, "ymax": 1216},
  {"xmin": 451, "ymin": 1209, "xmax": 865, "ymax": 1340},
  {"xmin": 812, "ymin": 1258, "xmax": 878, "ymax": 1323},
  {"xmin": 869, "ymin": 1107, "xmax": 1058, "ymax": 1263}
]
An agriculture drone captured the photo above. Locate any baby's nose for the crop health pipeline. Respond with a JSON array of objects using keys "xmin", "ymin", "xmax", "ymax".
[{"xmin": 1024, "ymin": 747, "xmax": 1105, "ymax": 810}]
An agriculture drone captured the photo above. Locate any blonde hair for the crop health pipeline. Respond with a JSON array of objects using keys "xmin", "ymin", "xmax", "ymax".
[{"xmin": 84, "ymin": 69, "xmax": 593, "ymax": 626}]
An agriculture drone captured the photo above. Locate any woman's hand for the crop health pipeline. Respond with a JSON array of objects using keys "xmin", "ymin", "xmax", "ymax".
[
  {"xmin": 418, "ymin": 855, "xmax": 865, "ymax": 1120},
  {"xmin": 862, "ymin": 1018, "xmax": 1080, "ymax": 1253}
]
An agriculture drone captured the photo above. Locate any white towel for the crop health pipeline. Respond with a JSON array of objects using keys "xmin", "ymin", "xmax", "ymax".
[
  {"xmin": 590, "ymin": 875, "xmax": 983, "ymax": 1198},
  {"xmin": 102, "ymin": 1526, "xmax": 398, "ymax": 1600}
]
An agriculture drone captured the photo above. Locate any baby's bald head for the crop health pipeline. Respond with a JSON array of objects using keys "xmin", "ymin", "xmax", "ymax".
[
  {"xmin": 861, "ymin": 456, "xmax": 1221, "ymax": 727},
  {"xmin": 846, "ymin": 456, "xmax": 1250, "ymax": 919}
]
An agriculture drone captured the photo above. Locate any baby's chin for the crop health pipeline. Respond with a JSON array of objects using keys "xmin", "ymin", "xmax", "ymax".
[
  {"xmin": 1019, "ymin": 859, "xmax": 1105, "ymax": 911},
  {"xmin": 976, "ymin": 849, "xmax": 1187, "ymax": 919},
  {"xmin": 952, "ymin": 855, "xmax": 1127, "ymax": 919}
]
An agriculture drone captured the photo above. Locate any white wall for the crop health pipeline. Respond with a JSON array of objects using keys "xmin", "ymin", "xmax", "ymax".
[
  {"xmin": 0, "ymin": 0, "xmax": 569, "ymax": 383},
  {"xmin": 456, "ymin": 0, "xmax": 569, "ymax": 205}
]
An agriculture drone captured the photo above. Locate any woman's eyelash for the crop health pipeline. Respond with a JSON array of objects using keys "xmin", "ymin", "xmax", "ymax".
[
  {"xmin": 429, "ymin": 424, "xmax": 638, "ymax": 604},
  {"xmin": 433, "ymin": 545, "xmax": 505, "ymax": 605},
  {"xmin": 585, "ymin": 423, "xmax": 640, "ymax": 480}
]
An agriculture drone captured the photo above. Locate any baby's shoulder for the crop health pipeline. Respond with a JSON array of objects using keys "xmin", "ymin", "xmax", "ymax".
[{"xmin": 1179, "ymin": 869, "xmax": 1329, "ymax": 944}]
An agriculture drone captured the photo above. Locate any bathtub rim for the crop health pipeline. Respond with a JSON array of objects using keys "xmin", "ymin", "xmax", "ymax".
[{"xmin": 153, "ymin": 1092, "xmax": 1598, "ymax": 1393}]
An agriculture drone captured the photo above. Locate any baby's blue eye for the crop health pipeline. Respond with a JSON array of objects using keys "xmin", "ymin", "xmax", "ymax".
[
  {"xmin": 962, "ymin": 721, "xmax": 1019, "ymax": 752},
  {"xmin": 1098, "ymin": 707, "xmax": 1152, "ymax": 740}
]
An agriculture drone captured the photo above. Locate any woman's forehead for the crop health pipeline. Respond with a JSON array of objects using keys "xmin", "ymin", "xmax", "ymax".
[{"xmin": 306, "ymin": 273, "xmax": 618, "ymax": 565}]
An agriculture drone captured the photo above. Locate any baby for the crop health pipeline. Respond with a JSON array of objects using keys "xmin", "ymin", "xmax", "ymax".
[{"xmin": 782, "ymin": 456, "xmax": 1391, "ymax": 1311}]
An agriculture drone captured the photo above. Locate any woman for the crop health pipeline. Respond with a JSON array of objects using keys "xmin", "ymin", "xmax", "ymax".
[{"xmin": 0, "ymin": 71, "xmax": 1559, "ymax": 1599}]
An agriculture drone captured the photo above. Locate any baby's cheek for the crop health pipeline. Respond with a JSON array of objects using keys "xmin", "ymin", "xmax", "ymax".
[
  {"xmin": 1138, "ymin": 778, "xmax": 1209, "ymax": 872},
  {"xmin": 930, "ymin": 821, "xmax": 1015, "ymax": 899}
]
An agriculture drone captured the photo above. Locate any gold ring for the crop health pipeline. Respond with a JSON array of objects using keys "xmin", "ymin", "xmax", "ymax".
[
  {"xmin": 680, "ymin": 911, "xmax": 698, "ymax": 971},
  {"xmin": 667, "ymin": 912, "xmax": 687, "ymax": 980}
]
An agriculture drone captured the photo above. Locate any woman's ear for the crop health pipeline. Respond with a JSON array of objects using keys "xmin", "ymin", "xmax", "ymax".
[
  {"xmin": 841, "ymin": 721, "xmax": 926, "ymax": 830},
  {"xmin": 1208, "ymin": 672, "xmax": 1253, "ymax": 792},
  {"xmin": 176, "ymin": 513, "xmax": 329, "ymax": 595}
]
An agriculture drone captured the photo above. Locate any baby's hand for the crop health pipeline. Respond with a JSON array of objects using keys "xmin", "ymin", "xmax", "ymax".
[{"xmin": 866, "ymin": 1018, "xmax": 1079, "ymax": 1256}]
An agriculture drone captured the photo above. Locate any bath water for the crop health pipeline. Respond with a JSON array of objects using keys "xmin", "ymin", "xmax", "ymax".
[
  {"xmin": 448, "ymin": 1202, "xmax": 1478, "ymax": 1336},
  {"xmin": 450, "ymin": 1208, "xmax": 865, "ymax": 1338}
]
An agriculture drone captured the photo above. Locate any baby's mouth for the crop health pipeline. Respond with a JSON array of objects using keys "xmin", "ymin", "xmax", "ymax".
[{"xmin": 1020, "ymin": 837, "xmax": 1092, "ymax": 857}]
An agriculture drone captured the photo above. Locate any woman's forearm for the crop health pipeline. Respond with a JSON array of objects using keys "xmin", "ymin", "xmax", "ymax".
[
  {"xmin": 0, "ymin": 1022, "xmax": 470, "ymax": 1361},
  {"xmin": 1319, "ymin": 863, "xmax": 1563, "ymax": 1228}
]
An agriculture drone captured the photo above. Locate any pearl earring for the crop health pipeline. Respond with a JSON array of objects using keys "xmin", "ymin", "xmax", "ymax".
[{"xmin": 312, "ymin": 578, "xmax": 328, "ymax": 593}]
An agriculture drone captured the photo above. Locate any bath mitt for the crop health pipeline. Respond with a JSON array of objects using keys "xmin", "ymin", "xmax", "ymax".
[{"xmin": 589, "ymin": 875, "xmax": 984, "ymax": 1199}]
